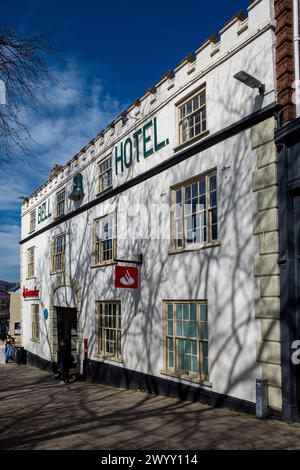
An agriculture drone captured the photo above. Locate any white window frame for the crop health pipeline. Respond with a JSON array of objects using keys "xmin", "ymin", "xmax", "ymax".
[
  {"xmin": 95, "ymin": 301, "xmax": 121, "ymax": 361},
  {"xmin": 93, "ymin": 213, "xmax": 117, "ymax": 266},
  {"xmin": 171, "ymin": 170, "xmax": 218, "ymax": 252},
  {"xmin": 30, "ymin": 209, "xmax": 36, "ymax": 233},
  {"xmin": 98, "ymin": 155, "xmax": 112, "ymax": 194},
  {"xmin": 31, "ymin": 304, "xmax": 40, "ymax": 342},
  {"xmin": 56, "ymin": 188, "xmax": 66, "ymax": 218},
  {"xmin": 51, "ymin": 233, "xmax": 66, "ymax": 273},
  {"xmin": 27, "ymin": 246, "xmax": 35, "ymax": 279},
  {"xmin": 163, "ymin": 300, "xmax": 209, "ymax": 382},
  {"xmin": 177, "ymin": 86, "xmax": 207, "ymax": 147}
]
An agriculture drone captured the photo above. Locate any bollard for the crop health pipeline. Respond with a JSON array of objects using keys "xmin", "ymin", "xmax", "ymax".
[{"xmin": 256, "ymin": 378, "xmax": 268, "ymax": 419}]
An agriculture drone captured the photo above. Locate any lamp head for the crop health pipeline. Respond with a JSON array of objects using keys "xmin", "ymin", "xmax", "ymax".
[{"xmin": 234, "ymin": 71, "xmax": 265, "ymax": 94}]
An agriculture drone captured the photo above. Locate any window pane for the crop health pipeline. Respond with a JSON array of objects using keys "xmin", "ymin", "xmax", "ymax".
[
  {"xmin": 212, "ymin": 208, "xmax": 218, "ymax": 225},
  {"xmin": 183, "ymin": 321, "xmax": 190, "ymax": 337},
  {"xmin": 200, "ymin": 304, "xmax": 207, "ymax": 321},
  {"xmin": 183, "ymin": 304, "xmax": 189, "ymax": 320},
  {"xmin": 190, "ymin": 304, "xmax": 196, "ymax": 320},
  {"xmin": 185, "ymin": 355, "xmax": 191, "ymax": 371},
  {"xmin": 202, "ymin": 342, "xmax": 209, "ymax": 358},
  {"xmin": 200, "ymin": 91, "xmax": 206, "ymax": 106},
  {"xmin": 210, "ymin": 191, "xmax": 217, "ymax": 207},
  {"xmin": 202, "ymin": 357, "xmax": 209, "ymax": 376},
  {"xmin": 192, "ymin": 355, "xmax": 198, "ymax": 373},
  {"xmin": 169, "ymin": 351, "xmax": 174, "ymax": 368},
  {"xmin": 178, "ymin": 338, "xmax": 184, "ymax": 353},
  {"xmin": 185, "ymin": 185, "xmax": 191, "ymax": 202},
  {"xmin": 210, "ymin": 175, "xmax": 217, "ymax": 191},
  {"xmin": 176, "ymin": 304, "xmax": 182, "ymax": 320},
  {"xmin": 167, "ymin": 304, "xmax": 173, "ymax": 319},
  {"xmin": 212, "ymin": 224, "xmax": 218, "ymax": 240},
  {"xmin": 200, "ymin": 323, "xmax": 208, "ymax": 340},
  {"xmin": 190, "ymin": 321, "xmax": 197, "ymax": 337}
]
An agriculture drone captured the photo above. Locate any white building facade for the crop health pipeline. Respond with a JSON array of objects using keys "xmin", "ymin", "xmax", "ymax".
[{"xmin": 20, "ymin": 0, "xmax": 282, "ymax": 415}]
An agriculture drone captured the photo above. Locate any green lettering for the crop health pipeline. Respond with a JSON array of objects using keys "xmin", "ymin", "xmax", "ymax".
[
  {"xmin": 47, "ymin": 199, "xmax": 52, "ymax": 218},
  {"xmin": 41, "ymin": 203, "xmax": 46, "ymax": 222},
  {"xmin": 38, "ymin": 206, "xmax": 42, "ymax": 224},
  {"xmin": 115, "ymin": 143, "xmax": 124, "ymax": 175},
  {"xmin": 143, "ymin": 120, "xmax": 153, "ymax": 158},
  {"xmin": 124, "ymin": 137, "xmax": 133, "ymax": 168},
  {"xmin": 153, "ymin": 116, "xmax": 166, "ymax": 151},
  {"xmin": 133, "ymin": 128, "xmax": 142, "ymax": 162}
]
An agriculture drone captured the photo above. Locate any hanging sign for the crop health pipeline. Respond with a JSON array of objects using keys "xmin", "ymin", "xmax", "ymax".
[
  {"xmin": 22, "ymin": 279, "xmax": 40, "ymax": 299},
  {"xmin": 23, "ymin": 286, "xmax": 39, "ymax": 299},
  {"xmin": 115, "ymin": 266, "xmax": 139, "ymax": 289}
]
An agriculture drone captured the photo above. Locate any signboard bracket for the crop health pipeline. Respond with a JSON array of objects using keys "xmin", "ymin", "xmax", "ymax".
[{"xmin": 114, "ymin": 253, "xmax": 143, "ymax": 265}]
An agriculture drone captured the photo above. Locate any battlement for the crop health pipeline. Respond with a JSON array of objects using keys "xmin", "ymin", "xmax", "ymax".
[{"xmin": 22, "ymin": 0, "xmax": 274, "ymax": 213}]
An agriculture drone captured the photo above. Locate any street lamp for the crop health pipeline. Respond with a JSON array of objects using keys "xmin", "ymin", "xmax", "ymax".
[{"xmin": 234, "ymin": 71, "xmax": 265, "ymax": 94}]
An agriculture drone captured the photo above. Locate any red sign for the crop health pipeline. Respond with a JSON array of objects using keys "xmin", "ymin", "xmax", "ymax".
[
  {"xmin": 115, "ymin": 266, "xmax": 139, "ymax": 289},
  {"xmin": 22, "ymin": 287, "xmax": 39, "ymax": 298}
]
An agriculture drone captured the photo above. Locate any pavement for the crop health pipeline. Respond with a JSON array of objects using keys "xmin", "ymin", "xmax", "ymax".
[{"xmin": 1, "ymin": 363, "xmax": 300, "ymax": 450}]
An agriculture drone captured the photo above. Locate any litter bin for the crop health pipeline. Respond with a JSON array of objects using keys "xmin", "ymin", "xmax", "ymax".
[{"xmin": 15, "ymin": 346, "xmax": 27, "ymax": 365}]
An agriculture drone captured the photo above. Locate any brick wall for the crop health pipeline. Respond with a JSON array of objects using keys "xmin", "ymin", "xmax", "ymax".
[{"xmin": 275, "ymin": 0, "xmax": 300, "ymax": 123}]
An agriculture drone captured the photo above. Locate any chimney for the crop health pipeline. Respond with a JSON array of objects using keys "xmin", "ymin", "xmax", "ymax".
[{"xmin": 50, "ymin": 164, "xmax": 63, "ymax": 179}]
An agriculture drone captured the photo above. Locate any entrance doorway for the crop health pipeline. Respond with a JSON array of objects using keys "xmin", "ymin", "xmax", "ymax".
[{"xmin": 56, "ymin": 307, "xmax": 77, "ymax": 368}]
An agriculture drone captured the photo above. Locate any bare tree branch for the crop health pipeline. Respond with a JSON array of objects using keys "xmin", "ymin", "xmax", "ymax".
[{"xmin": 0, "ymin": 27, "xmax": 57, "ymax": 161}]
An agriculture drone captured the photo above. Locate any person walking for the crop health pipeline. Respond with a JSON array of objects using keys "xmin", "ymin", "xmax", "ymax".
[
  {"xmin": 4, "ymin": 335, "xmax": 15, "ymax": 363},
  {"xmin": 57, "ymin": 338, "xmax": 69, "ymax": 384}
]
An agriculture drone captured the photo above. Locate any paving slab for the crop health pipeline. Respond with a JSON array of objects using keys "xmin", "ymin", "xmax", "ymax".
[{"xmin": 1, "ymin": 363, "xmax": 300, "ymax": 450}]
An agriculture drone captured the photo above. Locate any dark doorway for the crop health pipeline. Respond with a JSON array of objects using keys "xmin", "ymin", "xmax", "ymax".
[{"xmin": 56, "ymin": 307, "xmax": 77, "ymax": 368}]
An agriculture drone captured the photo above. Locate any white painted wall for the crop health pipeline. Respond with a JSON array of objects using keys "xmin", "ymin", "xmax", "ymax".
[{"xmin": 21, "ymin": 0, "xmax": 275, "ymax": 404}]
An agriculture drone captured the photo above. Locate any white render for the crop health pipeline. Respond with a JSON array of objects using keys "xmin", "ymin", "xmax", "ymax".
[{"xmin": 20, "ymin": 0, "xmax": 276, "ymax": 405}]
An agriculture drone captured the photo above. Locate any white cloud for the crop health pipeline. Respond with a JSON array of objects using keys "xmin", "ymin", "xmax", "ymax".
[{"xmin": 0, "ymin": 59, "xmax": 129, "ymax": 280}]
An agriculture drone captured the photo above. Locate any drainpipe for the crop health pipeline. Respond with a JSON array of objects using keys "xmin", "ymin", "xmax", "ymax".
[{"xmin": 294, "ymin": 0, "xmax": 300, "ymax": 117}]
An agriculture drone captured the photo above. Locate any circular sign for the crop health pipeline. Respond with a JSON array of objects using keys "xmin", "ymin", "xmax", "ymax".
[{"xmin": 43, "ymin": 309, "xmax": 49, "ymax": 320}]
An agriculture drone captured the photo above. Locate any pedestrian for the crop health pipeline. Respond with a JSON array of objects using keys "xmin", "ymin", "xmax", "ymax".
[
  {"xmin": 4, "ymin": 335, "xmax": 15, "ymax": 363},
  {"xmin": 57, "ymin": 338, "xmax": 69, "ymax": 384}
]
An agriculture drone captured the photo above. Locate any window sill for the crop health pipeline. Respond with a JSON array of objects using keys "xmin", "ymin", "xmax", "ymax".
[
  {"xmin": 168, "ymin": 241, "xmax": 220, "ymax": 255},
  {"xmin": 28, "ymin": 230, "xmax": 36, "ymax": 235},
  {"xmin": 26, "ymin": 276, "xmax": 36, "ymax": 281},
  {"xmin": 50, "ymin": 270, "xmax": 65, "ymax": 275},
  {"xmin": 31, "ymin": 338, "xmax": 40, "ymax": 343},
  {"xmin": 91, "ymin": 260, "xmax": 117, "ymax": 269},
  {"xmin": 174, "ymin": 130, "xmax": 210, "ymax": 152},
  {"xmin": 96, "ymin": 186, "xmax": 113, "ymax": 198},
  {"xmin": 54, "ymin": 214, "xmax": 65, "ymax": 220},
  {"xmin": 161, "ymin": 369, "xmax": 212, "ymax": 387},
  {"xmin": 94, "ymin": 354, "xmax": 123, "ymax": 364}
]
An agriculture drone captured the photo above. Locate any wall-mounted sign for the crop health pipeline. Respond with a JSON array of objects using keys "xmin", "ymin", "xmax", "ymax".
[
  {"xmin": 38, "ymin": 198, "xmax": 52, "ymax": 224},
  {"xmin": 14, "ymin": 323, "xmax": 21, "ymax": 336},
  {"xmin": 114, "ymin": 116, "xmax": 170, "ymax": 175},
  {"xmin": 22, "ymin": 286, "xmax": 39, "ymax": 298},
  {"xmin": 115, "ymin": 266, "xmax": 139, "ymax": 289},
  {"xmin": 43, "ymin": 309, "xmax": 49, "ymax": 320}
]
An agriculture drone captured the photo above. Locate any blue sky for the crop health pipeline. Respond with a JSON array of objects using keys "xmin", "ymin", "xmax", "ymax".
[{"xmin": 0, "ymin": 0, "xmax": 250, "ymax": 281}]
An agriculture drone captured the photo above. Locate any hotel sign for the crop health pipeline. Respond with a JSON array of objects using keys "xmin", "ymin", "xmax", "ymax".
[{"xmin": 114, "ymin": 116, "xmax": 170, "ymax": 175}]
